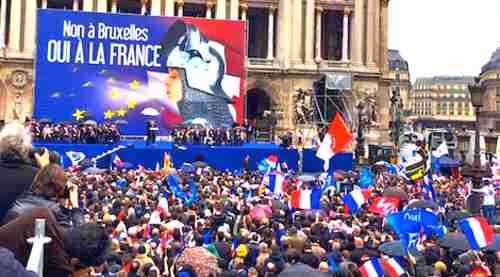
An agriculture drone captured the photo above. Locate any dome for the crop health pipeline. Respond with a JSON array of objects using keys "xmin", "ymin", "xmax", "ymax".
[
  {"xmin": 388, "ymin": 49, "xmax": 409, "ymax": 71},
  {"xmin": 481, "ymin": 47, "xmax": 500, "ymax": 74}
]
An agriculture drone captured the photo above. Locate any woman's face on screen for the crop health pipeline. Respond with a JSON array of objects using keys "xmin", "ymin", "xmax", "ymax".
[{"xmin": 165, "ymin": 68, "xmax": 183, "ymax": 104}]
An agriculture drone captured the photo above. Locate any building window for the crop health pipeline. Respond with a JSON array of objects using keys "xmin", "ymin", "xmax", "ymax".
[
  {"xmin": 457, "ymin": 102, "xmax": 463, "ymax": 116},
  {"xmin": 2, "ymin": 0, "xmax": 11, "ymax": 46},
  {"xmin": 464, "ymin": 103, "xmax": 470, "ymax": 116},
  {"xmin": 321, "ymin": 10, "xmax": 343, "ymax": 60},
  {"xmin": 496, "ymin": 87, "xmax": 500, "ymax": 112},
  {"xmin": 436, "ymin": 103, "xmax": 441, "ymax": 115},
  {"xmin": 181, "ymin": 3, "xmax": 205, "ymax": 17},
  {"xmin": 449, "ymin": 102, "xmax": 454, "ymax": 116},
  {"xmin": 485, "ymin": 136, "xmax": 498, "ymax": 153},
  {"xmin": 442, "ymin": 102, "xmax": 448, "ymax": 115},
  {"xmin": 47, "ymin": 0, "xmax": 74, "ymax": 9},
  {"xmin": 248, "ymin": 8, "xmax": 269, "ymax": 58},
  {"xmin": 118, "ymin": 0, "xmax": 142, "ymax": 14}
]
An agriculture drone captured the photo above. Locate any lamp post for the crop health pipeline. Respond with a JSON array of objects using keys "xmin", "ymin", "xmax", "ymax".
[
  {"xmin": 355, "ymin": 102, "xmax": 365, "ymax": 166},
  {"xmin": 390, "ymin": 89, "xmax": 401, "ymax": 150},
  {"xmin": 463, "ymin": 78, "xmax": 488, "ymax": 214},
  {"xmin": 457, "ymin": 126, "xmax": 468, "ymax": 163}
]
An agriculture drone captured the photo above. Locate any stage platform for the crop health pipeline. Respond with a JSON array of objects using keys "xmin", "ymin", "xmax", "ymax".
[{"xmin": 34, "ymin": 141, "xmax": 353, "ymax": 173}]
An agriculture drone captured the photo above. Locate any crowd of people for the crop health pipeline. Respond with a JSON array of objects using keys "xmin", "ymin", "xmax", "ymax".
[
  {"xmin": 171, "ymin": 120, "xmax": 254, "ymax": 146},
  {"xmin": 0, "ymin": 121, "xmax": 498, "ymax": 277},
  {"xmin": 28, "ymin": 119, "xmax": 121, "ymax": 144}
]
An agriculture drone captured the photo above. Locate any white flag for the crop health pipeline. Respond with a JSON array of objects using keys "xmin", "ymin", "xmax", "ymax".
[
  {"xmin": 432, "ymin": 141, "xmax": 448, "ymax": 158},
  {"xmin": 66, "ymin": 151, "xmax": 86, "ymax": 166}
]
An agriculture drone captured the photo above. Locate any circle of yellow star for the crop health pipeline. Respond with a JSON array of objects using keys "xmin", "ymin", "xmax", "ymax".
[
  {"xmin": 107, "ymin": 77, "xmax": 115, "ymax": 84},
  {"xmin": 127, "ymin": 99, "xmax": 137, "ymax": 109},
  {"xmin": 104, "ymin": 110, "xmax": 115, "ymax": 119},
  {"xmin": 116, "ymin": 108, "xmax": 127, "ymax": 117},
  {"xmin": 129, "ymin": 80, "xmax": 140, "ymax": 90},
  {"xmin": 110, "ymin": 89, "xmax": 119, "ymax": 100},
  {"xmin": 72, "ymin": 109, "xmax": 85, "ymax": 121}
]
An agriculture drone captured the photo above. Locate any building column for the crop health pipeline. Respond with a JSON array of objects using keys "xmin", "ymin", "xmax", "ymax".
[
  {"xmin": 177, "ymin": 0, "xmax": 184, "ymax": 16},
  {"xmin": 97, "ymin": 0, "xmax": 107, "ymax": 12},
  {"xmin": 164, "ymin": 0, "xmax": 175, "ymax": 16},
  {"xmin": 373, "ymin": 0, "xmax": 380, "ymax": 65},
  {"xmin": 0, "ymin": 0, "xmax": 7, "ymax": 49},
  {"xmin": 315, "ymin": 7, "xmax": 323, "ymax": 62},
  {"xmin": 230, "ymin": 0, "xmax": 238, "ymax": 20},
  {"xmin": 342, "ymin": 8, "xmax": 351, "ymax": 62},
  {"xmin": 206, "ymin": 1, "xmax": 214, "ymax": 18},
  {"xmin": 151, "ymin": 0, "xmax": 161, "ymax": 15},
  {"xmin": 216, "ymin": 0, "xmax": 226, "ymax": 19},
  {"xmin": 7, "ymin": 0, "xmax": 21, "ymax": 54},
  {"xmin": 72, "ymin": 0, "xmax": 79, "ymax": 10},
  {"xmin": 304, "ymin": 0, "xmax": 315, "ymax": 65},
  {"xmin": 380, "ymin": 0, "xmax": 390, "ymax": 72},
  {"xmin": 111, "ymin": 0, "xmax": 118, "ymax": 13},
  {"xmin": 365, "ymin": 0, "xmax": 375, "ymax": 67},
  {"xmin": 267, "ymin": 6, "xmax": 276, "ymax": 60},
  {"xmin": 352, "ymin": 0, "xmax": 363, "ymax": 66},
  {"xmin": 240, "ymin": 3, "xmax": 247, "ymax": 20},
  {"xmin": 141, "ymin": 0, "xmax": 148, "ymax": 15},
  {"xmin": 277, "ymin": 0, "xmax": 291, "ymax": 68},
  {"xmin": 290, "ymin": 0, "xmax": 303, "ymax": 65},
  {"xmin": 41, "ymin": 0, "xmax": 48, "ymax": 9},
  {"xmin": 25, "ymin": 0, "xmax": 37, "ymax": 54},
  {"xmin": 83, "ymin": 0, "xmax": 93, "ymax": 11}
]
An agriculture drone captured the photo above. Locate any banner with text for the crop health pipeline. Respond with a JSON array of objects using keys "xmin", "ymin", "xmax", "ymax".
[{"xmin": 35, "ymin": 10, "xmax": 246, "ymax": 135}]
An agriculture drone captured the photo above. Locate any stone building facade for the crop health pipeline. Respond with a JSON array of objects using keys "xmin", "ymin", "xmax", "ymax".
[
  {"xmin": 410, "ymin": 76, "xmax": 476, "ymax": 130},
  {"xmin": 479, "ymin": 47, "xmax": 500, "ymax": 132},
  {"xmin": 387, "ymin": 49, "xmax": 411, "ymax": 115},
  {"xmin": 0, "ymin": 0, "xmax": 391, "ymax": 144}
]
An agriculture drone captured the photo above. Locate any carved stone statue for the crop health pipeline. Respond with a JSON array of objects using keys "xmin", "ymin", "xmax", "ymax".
[
  {"xmin": 12, "ymin": 92, "xmax": 23, "ymax": 121},
  {"xmin": 294, "ymin": 88, "xmax": 312, "ymax": 124}
]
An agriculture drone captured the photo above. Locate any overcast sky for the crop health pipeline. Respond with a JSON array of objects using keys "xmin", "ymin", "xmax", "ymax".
[{"xmin": 388, "ymin": 0, "xmax": 500, "ymax": 83}]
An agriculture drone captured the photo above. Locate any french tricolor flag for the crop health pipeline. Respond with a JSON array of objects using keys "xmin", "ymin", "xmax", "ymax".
[
  {"xmin": 267, "ymin": 174, "xmax": 288, "ymax": 195},
  {"xmin": 382, "ymin": 257, "xmax": 406, "ymax": 277},
  {"xmin": 458, "ymin": 216, "xmax": 494, "ymax": 250},
  {"xmin": 155, "ymin": 197, "xmax": 169, "ymax": 216},
  {"xmin": 359, "ymin": 257, "xmax": 384, "ymax": 277},
  {"xmin": 342, "ymin": 189, "xmax": 371, "ymax": 214},
  {"xmin": 112, "ymin": 154, "xmax": 124, "ymax": 168},
  {"xmin": 266, "ymin": 155, "xmax": 278, "ymax": 168},
  {"xmin": 289, "ymin": 188, "xmax": 322, "ymax": 209}
]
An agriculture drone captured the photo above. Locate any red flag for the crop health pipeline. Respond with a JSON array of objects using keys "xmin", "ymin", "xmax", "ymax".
[
  {"xmin": 452, "ymin": 167, "xmax": 460, "ymax": 180},
  {"xmin": 369, "ymin": 196, "xmax": 400, "ymax": 215},
  {"xmin": 470, "ymin": 266, "xmax": 490, "ymax": 277},
  {"xmin": 316, "ymin": 112, "xmax": 352, "ymax": 170}
]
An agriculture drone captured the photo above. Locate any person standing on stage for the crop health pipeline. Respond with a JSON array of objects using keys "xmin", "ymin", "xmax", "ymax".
[
  {"xmin": 243, "ymin": 119, "xmax": 253, "ymax": 143},
  {"xmin": 146, "ymin": 120, "xmax": 158, "ymax": 146}
]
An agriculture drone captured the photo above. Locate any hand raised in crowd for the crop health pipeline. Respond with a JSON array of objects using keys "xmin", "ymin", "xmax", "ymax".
[
  {"xmin": 34, "ymin": 148, "xmax": 50, "ymax": 168},
  {"xmin": 67, "ymin": 181, "xmax": 79, "ymax": 209}
]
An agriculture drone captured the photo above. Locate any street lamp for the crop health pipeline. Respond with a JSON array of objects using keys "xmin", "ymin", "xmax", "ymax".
[
  {"xmin": 456, "ymin": 126, "xmax": 469, "ymax": 163},
  {"xmin": 463, "ymin": 78, "xmax": 489, "ymax": 214},
  {"xmin": 355, "ymin": 102, "xmax": 365, "ymax": 165},
  {"xmin": 390, "ymin": 89, "xmax": 401, "ymax": 149}
]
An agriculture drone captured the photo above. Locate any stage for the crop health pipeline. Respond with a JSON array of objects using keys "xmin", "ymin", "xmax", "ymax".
[{"xmin": 35, "ymin": 141, "xmax": 353, "ymax": 173}]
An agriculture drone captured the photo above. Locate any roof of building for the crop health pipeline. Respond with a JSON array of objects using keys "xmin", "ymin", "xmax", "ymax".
[
  {"xmin": 481, "ymin": 47, "xmax": 500, "ymax": 74},
  {"xmin": 388, "ymin": 49, "xmax": 409, "ymax": 71},
  {"xmin": 413, "ymin": 76, "xmax": 475, "ymax": 90}
]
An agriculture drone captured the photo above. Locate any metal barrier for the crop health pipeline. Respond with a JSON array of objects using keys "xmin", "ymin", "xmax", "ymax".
[{"xmin": 26, "ymin": 219, "xmax": 52, "ymax": 277}]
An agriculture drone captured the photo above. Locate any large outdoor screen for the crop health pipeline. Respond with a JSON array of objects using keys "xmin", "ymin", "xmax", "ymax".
[{"xmin": 34, "ymin": 9, "xmax": 246, "ymax": 135}]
